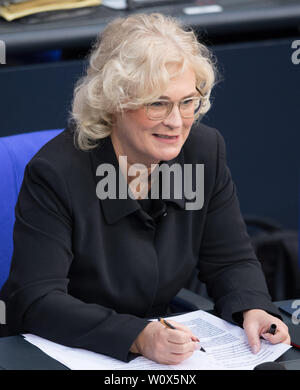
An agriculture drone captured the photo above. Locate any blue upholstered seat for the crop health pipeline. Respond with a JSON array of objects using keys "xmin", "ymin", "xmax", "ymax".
[{"xmin": 0, "ymin": 129, "xmax": 62, "ymax": 289}]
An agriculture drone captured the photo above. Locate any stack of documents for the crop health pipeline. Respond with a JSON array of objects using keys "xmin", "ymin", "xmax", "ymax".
[
  {"xmin": 0, "ymin": 0, "xmax": 101, "ymax": 21},
  {"xmin": 23, "ymin": 310, "xmax": 291, "ymax": 370}
]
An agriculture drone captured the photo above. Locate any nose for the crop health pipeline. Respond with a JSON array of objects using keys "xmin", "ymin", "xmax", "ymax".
[{"xmin": 162, "ymin": 104, "xmax": 183, "ymax": 129}]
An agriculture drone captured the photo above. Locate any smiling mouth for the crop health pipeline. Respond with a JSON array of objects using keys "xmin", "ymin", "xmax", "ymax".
[{"xmin": 153, "ymin": 134, "xmax": 179, "ymax": 139}]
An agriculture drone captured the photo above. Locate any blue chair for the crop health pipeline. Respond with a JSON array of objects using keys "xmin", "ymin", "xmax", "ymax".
[{"xmin": 0, "ymin": 129, "xmax": 63, "ymax": 289}]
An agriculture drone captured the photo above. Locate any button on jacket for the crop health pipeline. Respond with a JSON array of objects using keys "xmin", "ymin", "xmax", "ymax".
[{"xmin": 0, "ymin": 122, "xmax": 281, "ymax": 362}]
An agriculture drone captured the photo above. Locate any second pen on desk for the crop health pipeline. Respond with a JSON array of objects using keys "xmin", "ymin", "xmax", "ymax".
[{"xmin": 158, "ymin": 317, "xmax": 206, "ymax": 352}]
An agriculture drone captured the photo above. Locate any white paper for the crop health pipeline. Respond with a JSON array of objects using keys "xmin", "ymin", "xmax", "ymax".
[
  {"xmin": 183, "ymin": 5, "xmax": 223, "ymax": 15},
  {"xmin": 102, "ymin": 1, "xmax": 223, "ymax": 12},
  {"xmin": 23, "ymin": 310, "xmax": 291, "ymax": 370},
  {"xmin": 102, "ymin": 0, "xmax": 126, "ymax": 9},
  {"xmin": 165, "ymin": 310, "xmax": 291, "ymax": 370}
]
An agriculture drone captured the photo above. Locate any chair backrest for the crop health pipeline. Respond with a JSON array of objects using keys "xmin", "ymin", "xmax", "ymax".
[{"xmin": 0, "ymin": 129, "xmax": 63, "ymax": 289}]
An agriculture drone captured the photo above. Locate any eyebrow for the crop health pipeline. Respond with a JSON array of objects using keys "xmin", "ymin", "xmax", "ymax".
[{"xmin": 158, "ymin": 92, "xmax": 198, "ymax": 100}]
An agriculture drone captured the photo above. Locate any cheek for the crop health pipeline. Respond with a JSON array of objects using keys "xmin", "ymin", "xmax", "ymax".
[
  {"xmin": 182, "ymin": 119, "xmax": 194, "ymax": 136},
  {"xmin": 127, "ymin": 108, "xmax": 149, "ymax": 126},
  {"xmin": 127, "ymin": 110, "xmax": 158, "ymax": 134}
]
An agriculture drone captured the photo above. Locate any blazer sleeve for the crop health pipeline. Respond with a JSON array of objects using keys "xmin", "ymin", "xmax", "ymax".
[
  {"xmin": 1, "ymin": 157, "xmax": 148, "ymax": 362},
  {"xmin": 197, "ymin": 130, "xmax": 282, "ymax": 325}
]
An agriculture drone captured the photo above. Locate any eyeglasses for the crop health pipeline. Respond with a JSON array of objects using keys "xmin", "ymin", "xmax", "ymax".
[{"xmin": 145, "ymin": 87, "xmax": 203, "ymax": 121}]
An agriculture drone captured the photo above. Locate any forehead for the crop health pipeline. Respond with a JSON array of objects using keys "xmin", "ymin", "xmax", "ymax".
[{"xmin": 160, "ymin": 65, "xmax": 196, "ymax": 100}]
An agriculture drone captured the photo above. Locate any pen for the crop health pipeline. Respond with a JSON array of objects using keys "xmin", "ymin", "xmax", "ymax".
[
  {"xmin": 159, "ymin": 317, "xmax": 176, "ymax": 329},
  {"xmin": 158, "ymin": 317, "xmax": 206, "ymax": 352},
  {"xmin": 267, "ymin": 323, "xmax": 277, "ymax": 335}
]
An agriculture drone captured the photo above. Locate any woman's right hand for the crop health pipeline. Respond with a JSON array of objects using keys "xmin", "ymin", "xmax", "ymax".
[{"xmin": 130, "ymin": 320, "xmax": 199, "ymax": 365}]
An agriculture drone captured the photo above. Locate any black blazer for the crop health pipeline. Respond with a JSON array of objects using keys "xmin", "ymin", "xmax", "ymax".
[{"xmin": 0, "ymin": 122, "xmax": 281, "ymax": 362}]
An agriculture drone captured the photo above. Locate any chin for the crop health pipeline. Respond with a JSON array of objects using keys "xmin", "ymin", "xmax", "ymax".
[{"xmin": 155, "ymin": 147, "xmax": 182, "ymax": 162}]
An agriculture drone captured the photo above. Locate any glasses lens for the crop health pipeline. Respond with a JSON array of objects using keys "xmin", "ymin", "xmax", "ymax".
[
  {"xmin": 147, "ymin": 101, "xmax": 170, "ymax": 119},
  {"xmin": 180, "ymin": 98, "xmax": 201, "ymax": 118},
  {"xmin": 146, "ymin": 97, "xmax": 201, "ymax": 120}
]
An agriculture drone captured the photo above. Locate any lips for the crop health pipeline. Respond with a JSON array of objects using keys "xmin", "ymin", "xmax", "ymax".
[
  {"xmin": 152, "ymin": 133, "xmax": 180, "ymax": 144},
  {"xmin": 153, "ymin": 134, "xmax": 179, "ymax": 139}
]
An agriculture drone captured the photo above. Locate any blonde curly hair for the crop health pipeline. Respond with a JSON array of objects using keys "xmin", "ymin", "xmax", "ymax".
[{"xmin": 71, "ymin": 13, "xmax": 218, "ymax": 150}]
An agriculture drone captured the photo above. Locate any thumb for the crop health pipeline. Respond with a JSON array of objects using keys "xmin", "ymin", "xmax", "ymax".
[{"xmin": 244, "ymin": 324, "xmax": 261, "ymax": 354}]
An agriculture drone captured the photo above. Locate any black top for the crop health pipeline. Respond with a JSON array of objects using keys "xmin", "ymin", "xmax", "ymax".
[
  {"xmin": 137, "ymin": 198, "xmax": 153, "ymax": 215},
  {"xmin": 0, "ymin": 121, "xmax": 281, "ymax": 362}
]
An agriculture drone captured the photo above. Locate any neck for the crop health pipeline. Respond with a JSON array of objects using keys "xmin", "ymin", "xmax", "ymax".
[
  {"xmin": 119, "ymin": 156, "xmax": 158, "ymax": 200},
  {"xmin": 110, "ymin": 135, "xmax": 158, "ymax": 199}
]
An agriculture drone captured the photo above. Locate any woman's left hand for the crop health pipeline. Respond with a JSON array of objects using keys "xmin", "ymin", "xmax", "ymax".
[{"xmin": 242, "ymin": 309, "xmax": 291, "ymax": 354}]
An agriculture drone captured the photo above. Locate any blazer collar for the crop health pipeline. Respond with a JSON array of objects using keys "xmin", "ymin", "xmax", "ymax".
[{"xmin": 90, "ymin": 135, "xmax": 185, "ymax": 224}]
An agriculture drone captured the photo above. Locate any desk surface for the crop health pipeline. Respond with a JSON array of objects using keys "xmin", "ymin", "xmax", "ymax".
[
  {"xmin": 1, "ymin": 0, "xmax": 300, "ymax": 53},
  {"xmin": 0, "ymin": 300, "xmax": 299, "ymax": 370}
]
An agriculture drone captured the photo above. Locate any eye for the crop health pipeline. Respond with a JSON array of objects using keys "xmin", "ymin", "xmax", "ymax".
[
  {"xmin": 181, "ymin": 99, "xmax": 194, "ymax": 106},
  {"xmin": 149, "ymin": 101, "xmax": 167, "ymax": 108}
]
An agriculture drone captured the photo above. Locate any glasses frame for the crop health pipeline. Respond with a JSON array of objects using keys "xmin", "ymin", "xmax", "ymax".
[{"xmin": 145, "ymin": 87, "xmax": 204, "ymax": 121}]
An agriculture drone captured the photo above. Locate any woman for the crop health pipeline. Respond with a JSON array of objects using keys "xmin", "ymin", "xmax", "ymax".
[{"xmin": 0, "ymin": 13, "xmax": 290, "ymax": 365}]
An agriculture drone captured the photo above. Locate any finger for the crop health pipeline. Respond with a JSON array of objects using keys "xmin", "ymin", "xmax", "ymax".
[
  {"xmin": 166, "ymin": 321, "xmax": 199, "ymax": 342},
  {"xmin": 261, "ymin": 321, "xmax": 290, "ymax": 344},
  {"xmin": 165, "ymin": 320, "xmax": 192, "ymax": 334},
  {"xmin": 261, "ymin": 329, "xmax": 291, "ymax": 345},
  {"xmin": 165, "ymin": 328, "xmax": 195, "ymax": 345},
  {"xmin": 167, "ymin": 332, "xmax": 200, "ymax": 346},
  {"xmin": 244, "ymin": 323, "xmax": 261, "ymax": 354},
  {"xmin": 168, "ymin": 340, "xmax": 198, "ymax": 355}
]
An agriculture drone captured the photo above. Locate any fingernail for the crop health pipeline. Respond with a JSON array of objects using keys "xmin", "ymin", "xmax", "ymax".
[{"xmin": 252, "ymin": 345, "xmax": 259, "ymax": 354}]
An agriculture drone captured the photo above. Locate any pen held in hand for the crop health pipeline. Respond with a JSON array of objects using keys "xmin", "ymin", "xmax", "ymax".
[
  {"xmin": 158, "ymin": 317, "xmax": 206, "ymax": 352},
  {"xmin": 158, "ymin": 317, "xmax": 176, "ymax": 329}
]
